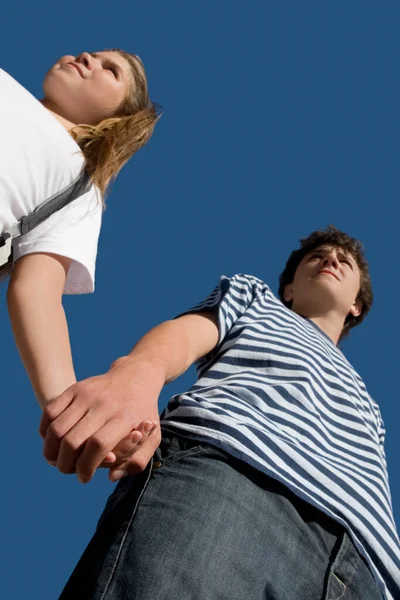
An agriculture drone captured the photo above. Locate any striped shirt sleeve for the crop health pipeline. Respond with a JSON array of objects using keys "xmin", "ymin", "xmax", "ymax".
[{"xmin": 177, "ymin": 273, "xmax": 270, "ymax": 366}]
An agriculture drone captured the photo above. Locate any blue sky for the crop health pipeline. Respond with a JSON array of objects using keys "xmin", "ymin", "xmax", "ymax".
[{"xmin": 1, "ymin": 2, "xmax": 399, "ymax": 598}]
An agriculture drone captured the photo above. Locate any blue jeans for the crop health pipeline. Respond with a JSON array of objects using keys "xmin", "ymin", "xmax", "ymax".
[{"xmin": 59, "ymin": 432, "xmax": 382, "ymax": 600}]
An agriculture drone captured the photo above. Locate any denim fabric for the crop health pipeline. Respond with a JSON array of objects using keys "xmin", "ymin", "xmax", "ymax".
[{"xmin": 59, "ymin": 432, "xmax": 382, "ymax": 600}]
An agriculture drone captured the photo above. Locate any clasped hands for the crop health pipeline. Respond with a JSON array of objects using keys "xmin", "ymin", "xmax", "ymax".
[{"xmin": 38, "ymin": 358, "xmax": 163, "ymax": 483}]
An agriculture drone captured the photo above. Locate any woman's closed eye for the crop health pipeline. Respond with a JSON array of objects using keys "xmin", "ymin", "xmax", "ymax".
[{"xmin": 106, "ymin": 64, "xmax": 119, "ymax": 78}]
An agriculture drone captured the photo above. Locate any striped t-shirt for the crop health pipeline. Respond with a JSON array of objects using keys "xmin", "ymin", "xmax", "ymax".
[{"xmin": 161, "ymin": 274, "xmax": 400, "ymax": 600}]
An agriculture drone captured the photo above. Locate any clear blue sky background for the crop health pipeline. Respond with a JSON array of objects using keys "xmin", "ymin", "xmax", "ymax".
[{"xmin": 1, "ymin": 2, "xmax": 399, "ymax": 598}]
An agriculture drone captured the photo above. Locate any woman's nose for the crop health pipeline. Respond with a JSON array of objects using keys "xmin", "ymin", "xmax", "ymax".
[{"xmin": 77, "ymin": 52, "xmax": 93, "ymax": 69}]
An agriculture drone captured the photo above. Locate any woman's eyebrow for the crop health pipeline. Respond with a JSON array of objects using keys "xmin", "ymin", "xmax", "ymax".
[
  {"xmin": 90, "ymin": 52, "xmax": 123, "ymax": 73},
  {"xmin": 90, "ymin": 52, "xmax": 118, "ymax": 65}
]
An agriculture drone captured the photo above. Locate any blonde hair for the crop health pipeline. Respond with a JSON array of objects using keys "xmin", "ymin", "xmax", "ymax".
[
  {"xmin": 71, "ymin": 49, "xmax": 160, "ymax": 198},
  {"xmin": 1, "ymin": 49, "xmax": 159, "ymax": 282}
]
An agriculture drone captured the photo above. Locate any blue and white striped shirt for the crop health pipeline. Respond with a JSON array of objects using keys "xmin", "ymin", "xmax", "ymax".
[{"xmin": 161, "ymin": 274, "xmax": 400, "ymax": 600}]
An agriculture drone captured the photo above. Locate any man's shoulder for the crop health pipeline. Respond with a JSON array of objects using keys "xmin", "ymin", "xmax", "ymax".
[{"xmin": 225, "ymin": 273, "xmax": 272, "ymax": 293}]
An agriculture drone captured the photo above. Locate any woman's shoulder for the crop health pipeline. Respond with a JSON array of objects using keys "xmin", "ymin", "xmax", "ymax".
[
  {"xmin": 0, "ymin": 68, "xmax": 41, "ymax": 112},
  {"xmin": 0, "ymin": 67, "xmax": 80, "ymax": 150}
]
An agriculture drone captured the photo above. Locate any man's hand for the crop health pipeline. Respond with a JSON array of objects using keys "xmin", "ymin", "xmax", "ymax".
[{"xmin": 39, "ymin": 358, "xmax": 164, "ymax": 483}]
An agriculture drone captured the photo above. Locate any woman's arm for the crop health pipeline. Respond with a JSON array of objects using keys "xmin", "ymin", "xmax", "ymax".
[{"xmin": 7, "ymin": 252, "xmax": 76, "ymax": 410}]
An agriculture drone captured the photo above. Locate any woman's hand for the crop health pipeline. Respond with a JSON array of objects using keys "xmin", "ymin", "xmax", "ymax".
[
  {"xmin": 39, "ymin": 358, "xmax": 164, "ymax": 483},
  {"xmin": 105, "ymin": 420, "xmax": 162, "ymax": 482},
  {"xmin": 98, "ymin": 419, "xmax": 160, "ymax": 472}
]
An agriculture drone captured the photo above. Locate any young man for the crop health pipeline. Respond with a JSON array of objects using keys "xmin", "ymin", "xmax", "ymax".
[{"xmin": 44, "ymin": 226, "xmax": 399, "ymax": 600}]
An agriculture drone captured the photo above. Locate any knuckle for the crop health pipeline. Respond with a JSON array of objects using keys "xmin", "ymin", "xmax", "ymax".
[
  {"xmin": 48, "ymin": 421, "xmax": 65, "ymax": 440},
  {"xmin": 89, "ymin": 433, "xmax": 108, "ymax": 453},
  {"xmin": 62, "ymin": 434, "xmax": 82, "ymax": 453},
  {"xmin": 44, "ymin": 404, "xmax": 58, "ymax": 421}
]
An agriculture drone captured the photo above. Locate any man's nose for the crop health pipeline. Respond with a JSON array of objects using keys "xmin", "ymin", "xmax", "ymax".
[{"xmin": 322, "ymin": 254, "xmax": 339, "ymax": 268}]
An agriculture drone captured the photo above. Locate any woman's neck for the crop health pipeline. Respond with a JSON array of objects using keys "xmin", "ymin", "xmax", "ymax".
[{"xmin": 40, "ymin": 98, "xmax": 76, "ymax": 132}]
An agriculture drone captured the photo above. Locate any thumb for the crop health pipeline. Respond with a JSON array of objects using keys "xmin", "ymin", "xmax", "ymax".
[{"xmin": 108, "ymin": 429, "xmax": 161, "ymax": 482}]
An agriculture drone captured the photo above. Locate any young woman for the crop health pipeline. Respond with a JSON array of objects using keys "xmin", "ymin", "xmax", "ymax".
[{"xmin": 0, "ymin": 50, "xmax": 159, "ymax": 468}]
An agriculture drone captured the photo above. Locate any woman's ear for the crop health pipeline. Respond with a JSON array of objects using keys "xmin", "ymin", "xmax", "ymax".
[
  {"xmin": 283, "ymin": 284, "xmax": 294, "ymax": 303},
  {"xmin": 349, "ymin": 298, "xmax": 362, "ymax": 318}
]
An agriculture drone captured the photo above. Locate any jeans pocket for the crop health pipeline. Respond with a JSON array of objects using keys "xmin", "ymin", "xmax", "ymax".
[
  {"xmin": 156, "ymin": 431, "xmax": 214, "ymax": 468},
  {"xmin": 326, "ymin": 572, "xmax": 347, "ymax": 600}
]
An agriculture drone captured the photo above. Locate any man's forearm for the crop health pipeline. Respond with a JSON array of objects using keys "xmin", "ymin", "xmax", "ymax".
[
  {"xmin": 110, "ymin": 313, "xmax": 219, "ymax": 385},
  {"xmin": 7, "ymin": 281, "xmax": 76, "ymax": 409}
]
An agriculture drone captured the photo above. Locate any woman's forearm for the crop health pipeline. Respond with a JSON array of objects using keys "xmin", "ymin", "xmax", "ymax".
[{"xmin": 7, "ymin": 253, "xmax": 76, "ymax": 409}]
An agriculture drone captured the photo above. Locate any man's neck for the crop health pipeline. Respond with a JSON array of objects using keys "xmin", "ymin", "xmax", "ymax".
[{"xmin": 307, "ymin": 314, "xmax": 344, "ymax": 345}]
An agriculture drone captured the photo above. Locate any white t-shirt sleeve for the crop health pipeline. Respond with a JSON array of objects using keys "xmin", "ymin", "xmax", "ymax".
[{"xmin": 12, "ymin": 187, "xmax": 102, "ymax": 294}]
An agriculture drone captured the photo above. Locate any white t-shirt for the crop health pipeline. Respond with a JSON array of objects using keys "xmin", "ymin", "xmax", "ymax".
[{"xmin": 0, "ymin": 69, "xmax": 102, "ymax": 294}]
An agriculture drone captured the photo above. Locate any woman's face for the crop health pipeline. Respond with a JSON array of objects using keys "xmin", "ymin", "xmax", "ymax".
[{"xmin": 43, "ymin": 51, "xmax": 133, "ymax": 125}]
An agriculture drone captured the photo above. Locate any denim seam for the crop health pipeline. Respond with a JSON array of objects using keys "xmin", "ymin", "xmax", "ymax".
[
  {"xmin": 99, "ymin": 457, "xmax": 154, "ymax": 600},
  {"xmin": 329, "ymin": 535, "xmax": 361, "ymax": 600},
  {"xmin": 331, "ymin": 573, "xmax": 346, "ymax": 599},
  {"xmin": 159, "ymin": 445, "xmax": 211, "ymax": 467},
  {"xmin": 96, "ymin": 482, "xmax": 128, "ymax": 529}
]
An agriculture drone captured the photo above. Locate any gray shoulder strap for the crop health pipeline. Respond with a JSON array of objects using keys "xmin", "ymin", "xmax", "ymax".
[{"xmin": 2, "ymin": 170, "xmax": 92, "ymax": 242}]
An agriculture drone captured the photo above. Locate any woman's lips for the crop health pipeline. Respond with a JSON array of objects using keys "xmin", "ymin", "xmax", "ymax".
[{"xmin": 68, "ymin": 62, "xmax": 84, "ymax": 77}]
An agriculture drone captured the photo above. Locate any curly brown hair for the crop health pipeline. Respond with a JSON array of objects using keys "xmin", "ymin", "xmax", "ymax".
[{"xmin": 278, "ymin": 225, "xmax": 373, "ymax": 339}]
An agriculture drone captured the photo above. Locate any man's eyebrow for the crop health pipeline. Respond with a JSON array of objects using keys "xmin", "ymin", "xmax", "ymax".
[
  {"xmin": 307, "ymin": 247, "xmax": 357, "ymax": 264},
  {"xmin": 307, "ymin": 247, "xmax": 328, "ymax": 254},
  {"xmin": 337, "ymin": 250, "xmax": 357, "ymax": 264}
]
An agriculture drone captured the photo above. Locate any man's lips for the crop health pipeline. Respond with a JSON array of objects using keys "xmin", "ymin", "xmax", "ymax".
[{"xmin": 318, "ymin": 269, "xmax": 339, "ymax": 281}]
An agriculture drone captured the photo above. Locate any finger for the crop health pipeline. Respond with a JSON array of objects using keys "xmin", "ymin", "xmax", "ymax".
[
  {"xmin": 111, "ymin": 421, "xmax": 155, "ymax": 462},
  {"xmin": 102, "ymin": 452, "xmax": 117, "ymax": 465},
  {"xmin": 109, "ymin": 428, "xmax": 161, "ymax": 482},
  {"xmin": 76, "ymin": 417, "xmax": 141, "ymax": 483},
  {"xmin": 98, "ymin": 430, "xmax": 143, "ymax": 468},
  {"xmin": 55, "ymin": 410, "xmax": 110, "ymax": 475},
  {"xmin": 43, "ymin": 403, "xmax": 88, "ymax": 465},
  {"xmin": 98, "ymin": 419, "xmax": 156, "ymax": 469},
  {"xmin": 39, "ymin": 387, "xmax": 76, "ymax": 439}
]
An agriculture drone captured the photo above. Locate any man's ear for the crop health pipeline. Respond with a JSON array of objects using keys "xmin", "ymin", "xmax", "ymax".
[
  {"xmin": 349, "ymin": 297, "xmax": 362, "ymax": 318},
  {"xmin": 283, "ymin": 284, "xmax": 294, "ymax": 303}
]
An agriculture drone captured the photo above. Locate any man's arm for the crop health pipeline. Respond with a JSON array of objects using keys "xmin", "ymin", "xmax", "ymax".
[
  {"xmin": 7, "ymin": 252, "xmax": 76, "ymax": 409},
  {"xmin": 8, "ymin": 252, "xmax": 153, "ymax": 468},
  {"xmin": 39, "ymin": 311, "xmax": 220, "ymax": 483},
  {"xmin": 113, "ymin": 311, "xmax": 220, "ymax": 384}
]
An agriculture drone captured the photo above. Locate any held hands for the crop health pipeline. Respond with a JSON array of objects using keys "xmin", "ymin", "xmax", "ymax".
[{"xmin": 39, "ymin": 358, "xmax": 164, "ymax": 483}]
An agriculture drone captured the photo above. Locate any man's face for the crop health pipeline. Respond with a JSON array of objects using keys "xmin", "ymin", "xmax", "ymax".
[{"xmin": 283, "ymin": 245, "xmax": 362, "ymax": 321}]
